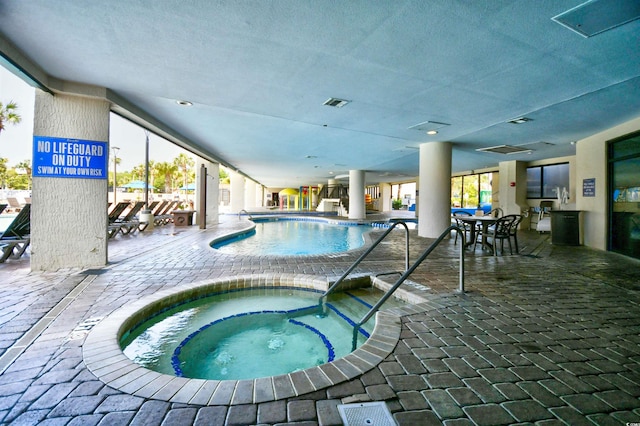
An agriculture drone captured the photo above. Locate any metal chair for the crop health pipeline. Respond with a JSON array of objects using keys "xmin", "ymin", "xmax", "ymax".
[
  {"xmin": 506, "ymin": 214, "xmax": 524, "ymax": 253},
  {"xmin": 477, "ymin": 215, "xmax": 516, "ymax": 255},
  {"xmin": 484, "ymin": 207, "xmax": 503, "ymax": 218},
  {"xmin": 452, "ymin": 210, "xmax": 472, "ymax": 245}
]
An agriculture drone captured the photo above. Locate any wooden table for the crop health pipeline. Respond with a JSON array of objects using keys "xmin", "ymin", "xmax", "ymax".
[{"xmin": 454, "ymin": 215, "xmax": 499, "ymax": 251}]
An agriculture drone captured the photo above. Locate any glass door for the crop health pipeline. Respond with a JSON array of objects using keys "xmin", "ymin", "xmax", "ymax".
[{"xmin": 609, "ymin": 132, "xmax": 640, "ymax": 259}]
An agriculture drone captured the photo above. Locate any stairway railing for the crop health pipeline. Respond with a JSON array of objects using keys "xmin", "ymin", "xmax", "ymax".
[
  {"xmin": 318, "ymin": 221, "xmax": 411, "ymax": 307},
  {"xmin": 347, "ymin": 225, "xmax": 465, "ymax": 350}
]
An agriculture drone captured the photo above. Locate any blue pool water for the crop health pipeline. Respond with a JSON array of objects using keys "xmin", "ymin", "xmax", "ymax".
[
  {"xmin": 120, "ymin": 287, "xmax": 400, "ymax": 380},
  {"xmin": 212, "ymin": 219, "xmax": 374, "ymax": 255}
]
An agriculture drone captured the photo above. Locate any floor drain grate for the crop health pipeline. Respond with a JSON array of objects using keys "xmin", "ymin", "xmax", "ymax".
[{"xmin": 338, "ymin": 401, "xmax": 396, "ymax": 426}]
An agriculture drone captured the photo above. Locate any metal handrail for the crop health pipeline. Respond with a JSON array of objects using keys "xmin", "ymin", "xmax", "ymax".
[
  {"xmin": 350, "ymin": 225, "xmax": 466, "ymax": 350},
  {"xmin": 238, "ymin": 209, "xmax": 251, "ymax": 220},
  {"xmin": 319, "ymin": 221, "xmax": 410, "ymax": 306}
]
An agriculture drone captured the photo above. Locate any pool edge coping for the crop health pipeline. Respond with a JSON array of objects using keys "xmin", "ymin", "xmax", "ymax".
[{"xmin": 83, "ymin": 273, "xmax": 413, "ymax": 406}]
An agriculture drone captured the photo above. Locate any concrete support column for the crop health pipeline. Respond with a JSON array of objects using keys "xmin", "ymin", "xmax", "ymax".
[
  {"xmin": 245, "ymin": 180, "xmax": 258, "ymax": 209},
  {"xmin": 195, "ymin": 160, "xmax": 219, "ymax": 226},
  {"xmin": 348, "ymin": 170, "xmax": 366, "ymax": 220},
  {"xmin": 498, "ymin": 160, "xmax": 527, "ymax": 216},
  {"xmin": 380, "ymin": 182, "xmax": 392, "ymax": 212},
  {"xmin": 31, "ymin": 91, "xmax": 110, "ymax": 271},
  {"xmin": 418, "ymin": 142, "xmax": 452, "ymax": 238},
  {"xmin": 229, "ymin": 170, "xmax": 245, "ymax": 213},
  {"xmin": 328, "ymin": 178, "xmax": 338, "ymax": 197}
]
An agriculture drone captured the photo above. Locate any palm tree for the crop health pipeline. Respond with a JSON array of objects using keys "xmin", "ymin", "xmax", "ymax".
[
  {"xmin": 15, "ymin": 160, "xmax": 32, "ymax": 190},
  {"xmin": 131, "ymin": 164, "xmax": 145, "ymax": 181},
  {"xmin": 0, "ymin": 101, "xmax": 21, "ymax": 135},
  {"xmin": 155, "ymin": 161, "xmax": 177, "ymax": 193},
  {"xmin": 173, "ymin": 153, "xmax": 194, "ymax": 190}
]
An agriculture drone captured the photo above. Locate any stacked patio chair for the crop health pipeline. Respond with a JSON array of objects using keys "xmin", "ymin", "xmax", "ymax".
[
  {"xmin": 0, "ymin": 203, "xmax": 31, "ymax": 263},
  {"xmin": 154, "ymin": 201, "xmax": 179, "ymax": 226},
  {"xmin": 6, "ymin": 197, "xmax": 24, "ymax": 213},
  {"xmin": 107, "ymin": 202, "xmax": 131, "ymax": 238},
  {"xmin": 112, "ymin": 201, "xmax": 146, "ymax": 235}
]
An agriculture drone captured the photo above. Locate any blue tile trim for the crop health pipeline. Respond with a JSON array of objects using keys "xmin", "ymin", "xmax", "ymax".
[
  {"xmin": 288, "ymin": 318, "xmax": 335, "ymax": 362},
  {"xmin": 325, "ymin": 303, "xmax": 370, "ymax": 339},
  {"xmin": 171, "ymin": 306, "xmax": 337, "ymax": 378},
  {"xmin": 344, "ymin": 291, "xmax": 374, "ymax": 309}
]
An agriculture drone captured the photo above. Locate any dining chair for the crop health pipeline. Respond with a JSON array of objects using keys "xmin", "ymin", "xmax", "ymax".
[
  {"xmin": 452, "ymin": 210, "xmax": 472, "ymax": 245},
  {"xmin": 508, "ymin": 214, "xmax": 524, "ymax": 253},
  {"xmin": 477, "ymin": 215, "xmax": 515, "ymax": 255},
  {"xmin": 484, "ymin": 207, "xmax": 503, "ymax": 218}
]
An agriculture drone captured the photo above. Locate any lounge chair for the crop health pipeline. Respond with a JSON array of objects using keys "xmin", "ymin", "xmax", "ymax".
[
  {"xmin": 0, "ymin": 204, "xmax": 7, "ymax": 215},
  {"xmin": 0, "ymin": 204, "xmax": 31, "ymax": 263},
  {"xmin": 136, "ymin": 201, "xmax": 160, "ymax": 232},
  {"xmin": 114, "ymin": 201, "xmax": 146, "ymax": 235},
  {"xmin": 6, "ymin": 197, "xmax": 23, "ymax": 213},
  {"xmin": 154, "ymin": 201, "xmax": 179, "ymax": 226},
  {"xmin": 107, "ymin": 202, "xmax": 131, "ymax": 238}
]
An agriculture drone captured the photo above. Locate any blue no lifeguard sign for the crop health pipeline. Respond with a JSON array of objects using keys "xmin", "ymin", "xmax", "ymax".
[{"xmin": 33, "ymin": 136, "xmax": 108, "ymax": 179}]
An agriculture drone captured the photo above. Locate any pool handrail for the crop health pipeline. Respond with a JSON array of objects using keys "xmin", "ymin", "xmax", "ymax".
[
  {"xmin": 350, "ymin": 225, "xmax": 466, "ymax": 350},
  {"xmin": 319, "ymin": 221, "xmax": 411, "ymax": 306},
  {"xmin": 238, "ymin": 209, "xmax": 252, "ymax": 220}
]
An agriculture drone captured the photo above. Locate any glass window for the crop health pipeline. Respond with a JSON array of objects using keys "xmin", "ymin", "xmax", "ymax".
[
  {"xmin": 462, "ymin": 175, "xmax": 479, "ymax": 208},
  {"xmin": 451, "ymin": 172, "xmax": 493, "ymax": 210},
  {"xmin": 526, "ymin": 167, "xmax": 541, "ymax": 198},
  {"xmin": 451, "ymin": 176, "xmax": 462, "ymax": 207},
  {"xmin": 526, "ymin": 163, "xmax": 569, "ymax": 199},
  {"xmin": 542, "ymin": 163, "xmax": 570, "ymax": 198}
]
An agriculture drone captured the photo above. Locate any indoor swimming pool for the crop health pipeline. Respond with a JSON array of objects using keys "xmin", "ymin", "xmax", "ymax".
[{"xmin": 211, "ymin": 217, "xmax": 377, "ymax": 255}]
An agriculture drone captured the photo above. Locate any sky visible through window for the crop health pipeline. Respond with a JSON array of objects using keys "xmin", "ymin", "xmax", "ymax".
[{"xmin": 0, "ymin": 65, "xmax": 195, "ymax": 172}]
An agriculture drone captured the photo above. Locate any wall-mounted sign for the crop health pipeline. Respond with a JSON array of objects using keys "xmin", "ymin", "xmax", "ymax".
[
  {"xmin": 33, "ymin": 136, "xmax": 108, "ymax": 179},
  {"xmin": 583, "ymin": 178, "xmax": 596, "ymax": 197}
]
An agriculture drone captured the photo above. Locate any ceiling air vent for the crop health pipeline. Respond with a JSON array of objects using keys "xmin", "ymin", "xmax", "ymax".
[
  {"xmin": 408, "ymin": 120, "xmax": 450, "ymax": 133},
  {"xmin": 507, "ymin": 117, "xmax": 532, "ymax": 124},
  {"xmin": 323, "ymin": 98, "xmax": 350, "ymax": 108},
  {"xmin": 476, "ymin": 145, "xmax": 533, "ymax": 155},
  {"xmin": 552, "ymin": 0, "xmax": 640, "ymax": 37}
]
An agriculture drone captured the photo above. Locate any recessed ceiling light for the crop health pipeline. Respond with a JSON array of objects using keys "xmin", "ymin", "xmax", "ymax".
[
  {"xmin": 426, "ymin": 130, "xmax": 438, "ymax": 135},
  {"xmin": 323, "ymin": 98, "xmax": 350, "ymax": 108},
  {"xmin": 507, "ymin": 117, "xmax": 532, "ymax": 124},
  {"xmin": 176, "ymin": 100, "xmax": 193, "ymax": 106}
]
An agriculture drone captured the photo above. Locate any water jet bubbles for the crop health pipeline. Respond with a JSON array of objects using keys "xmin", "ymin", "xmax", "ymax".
[
  {"xmin": 215, "ymin": 350, "xmax": 233, "ymax": 365},
  {"xmin": 268, "ymin": 337, "xmax": 285, "ymax": 350}
]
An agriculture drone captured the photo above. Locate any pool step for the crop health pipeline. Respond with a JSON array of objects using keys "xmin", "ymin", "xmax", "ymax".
[{"xmin": 285, "ymin": 304, "xmax": 322, "ymax": 319}]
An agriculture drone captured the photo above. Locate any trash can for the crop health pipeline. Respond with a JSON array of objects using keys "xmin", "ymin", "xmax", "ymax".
[
  {"xmin": 550, "ymin": 210, "xmax": 582, "ymax": 245},
  {"xmin": 172, "ymin": 210, "xmax": 195, "ymax": 226}
]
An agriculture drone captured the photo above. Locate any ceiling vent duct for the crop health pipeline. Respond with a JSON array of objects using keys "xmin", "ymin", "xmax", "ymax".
[
  {"xmin": 507, "ymin": 117, "xmax": 532, "ymax": 124},
  {"xmin": 552, "ymin": 0, "xmax": 640, "ymax": 37},
  {"xmin": 323, "ymin": 98, "xmax": 350, "ymax": 108},
  {"xmin": 476, "ymin": 145, "xmax": 533, "ymax": 155},
  {"xmin": 408, "ymin": 120, "xmax": 451, "ymax": 133}
]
